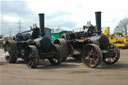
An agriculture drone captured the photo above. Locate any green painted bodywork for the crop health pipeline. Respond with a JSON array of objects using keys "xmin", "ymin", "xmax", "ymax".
[{"xmin": 51, "ymin": 31, "xmax": 67, "ymax": 44}]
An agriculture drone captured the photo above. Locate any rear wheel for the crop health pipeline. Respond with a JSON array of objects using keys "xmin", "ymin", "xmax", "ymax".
[
  {"xmin": 54, "ymin": 39, "xmax": 68, "ymax": 62},
  {"xmin": 4, "ymin": 42, "xmax": 17, "ymax": 63},
  {"xmin": 49, "ymin": 44, "xmax": 62, "ymax": 65},
  {"xmin": 25, "ymin": 45, "xmax": 39, "ymax": 68},
  {"xmin": 103, "ymin": 43, "xmax": 120, "ymax": 65},
  {"xmin": 82, "ymin": 44, "xmax": 102, "ymax": 68}
]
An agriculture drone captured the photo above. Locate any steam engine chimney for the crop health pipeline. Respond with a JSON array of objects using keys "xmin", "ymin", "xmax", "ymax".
[
  {"xmin": 95, "ymin": 11, "xmax": 101, "ymax": 34},
  {"xmin": 39, "ymin": 13, "xmax": 45, "ymax": 36}
]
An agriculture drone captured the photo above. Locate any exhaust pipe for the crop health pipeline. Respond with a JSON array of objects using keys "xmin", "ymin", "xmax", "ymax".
[
  {"xmin": 39, "ymin": 13, "xmax": 45, "ymax": 36},
  {"xmin": 95, "ymin": 11, "xmax": 101, "ymax": 34}
]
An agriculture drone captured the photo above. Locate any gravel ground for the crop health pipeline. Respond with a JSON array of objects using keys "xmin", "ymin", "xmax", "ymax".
[{"xmin": 0, "ymin": 48, "xmax": 128, "ymax": 85}]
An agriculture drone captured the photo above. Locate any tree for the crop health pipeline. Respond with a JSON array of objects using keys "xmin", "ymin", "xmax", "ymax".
[{"xmin": 114, "ymin": 18, "xmax": 128, "ymax": 35}]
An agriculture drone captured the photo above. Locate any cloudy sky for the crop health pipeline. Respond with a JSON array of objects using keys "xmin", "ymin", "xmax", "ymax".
[{"xmin": 0, "ymin": 0, "xmax": 128, "ymax": 35}]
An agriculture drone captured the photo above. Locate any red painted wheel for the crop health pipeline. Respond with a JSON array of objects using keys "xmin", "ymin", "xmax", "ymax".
[{"xmin": 82, "ymin": 44, "xmax": 102, "ymax": 68}]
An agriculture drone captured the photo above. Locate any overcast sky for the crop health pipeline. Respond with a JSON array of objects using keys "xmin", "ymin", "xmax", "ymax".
[{"xmin": 0, "ymin": 0, "xmax": 128, "ymax": 35}]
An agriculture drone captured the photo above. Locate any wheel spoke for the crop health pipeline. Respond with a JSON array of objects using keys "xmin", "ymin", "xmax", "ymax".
[
  {"xmin": 112, "ymin": 57, "xmax": 116, "ymax": 61},
  {"xmin": 92, "ymin": 58, "xmax": 97, "ymax": 64},
  {"xmin": 89, "ymin": 58, "xmax": 93, "ymax": 66},
  {"xmin": 107, "ymin": 58, "xmax": 110, "ymax": 63}
]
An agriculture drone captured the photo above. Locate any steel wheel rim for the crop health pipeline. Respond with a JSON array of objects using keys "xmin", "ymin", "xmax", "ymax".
[
  {"xmin": 85, "ymin": 47, "xmax": 99, "ymax": 67},
  {"xmin": 82, "ymin": 44, "xmax": 102, "ymax": 68}
]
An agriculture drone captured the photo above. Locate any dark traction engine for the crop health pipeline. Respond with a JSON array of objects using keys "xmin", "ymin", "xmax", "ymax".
[
  {"xmin": 4, "ymin": 14, "xmax": 63, "ymax": 68},
  {"xmin": 54, "ymin": 12, "xmax": 120, "ymax": 68}
]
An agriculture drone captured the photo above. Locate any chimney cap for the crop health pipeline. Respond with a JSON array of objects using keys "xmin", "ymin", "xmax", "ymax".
[
  {"xmin": 39, "ymin": 13, "xmax": 45, "ymax": 15},
  {"xmin": 95, "ymin": 11, "xmax": 102, "ymax": 13}
]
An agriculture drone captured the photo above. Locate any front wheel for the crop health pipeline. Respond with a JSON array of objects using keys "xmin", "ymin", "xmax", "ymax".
[
  {"xmin": 103, "ymin": 43, "xmax": 120, "ymax": 65},
  {"xmin": 82, "ymin": 44, "xmax": 102, "ymax": 68},
  {"xmin": 25, "ymin": 45, "xmax": 39, "ymax": 68}
]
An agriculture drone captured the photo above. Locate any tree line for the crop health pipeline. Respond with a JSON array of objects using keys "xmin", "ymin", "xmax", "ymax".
[{"xmin": 114, "ymin": 18, "xmax": 128, "ymax": 35}]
